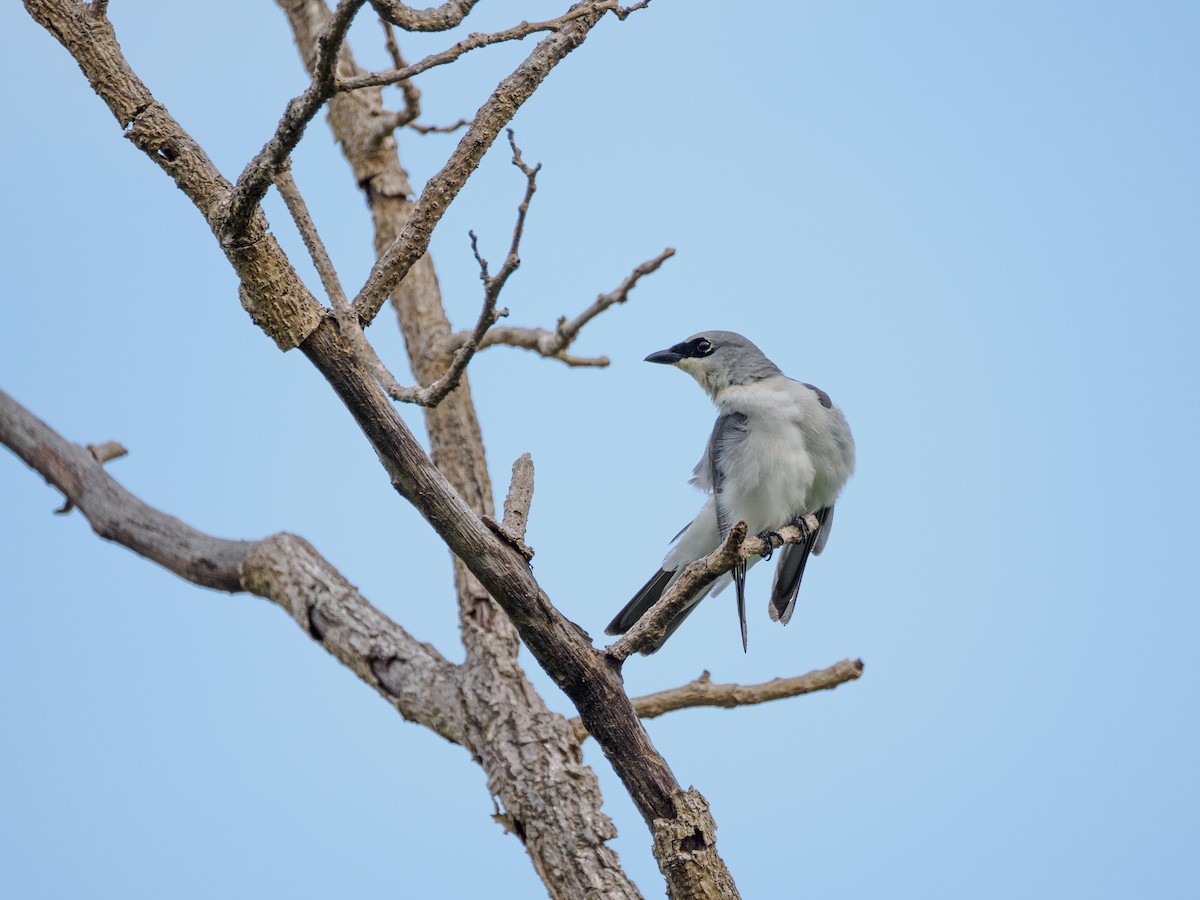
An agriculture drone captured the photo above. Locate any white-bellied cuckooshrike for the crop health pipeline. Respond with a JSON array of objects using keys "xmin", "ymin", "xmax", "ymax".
[{"xmin": 606, "ymin": 331, "xmax": 856, "ymax": 653}]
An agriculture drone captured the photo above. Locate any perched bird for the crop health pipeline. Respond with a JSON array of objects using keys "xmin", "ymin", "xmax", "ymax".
[{"xmin": 606, "ymin": 331, "xmax": 855, "ymax": 653}]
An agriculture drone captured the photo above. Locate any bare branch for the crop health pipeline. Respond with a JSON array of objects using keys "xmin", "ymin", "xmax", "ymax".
[
  {"xmin": 222, "ymin": 0, "xmax": 368, "ymax": 240},
  {"xmin": 383, "ymin": 131, "xmax": 537, "ymax": 407},
  {"xmin": 501, "ymin": 452, "xmax": 535, "ymax": 542},
  {"xmin": 608, "ymin": 522, "xmax": 748, "ymax": 662},
  {"xmin": 487, "ymin": 129, "xmax": 541, "ymax": 303},
  {"xmin": 369, "ymin": 0, "xmax": 480, "ymax": 31},
  {"xmin": 24, "ymin": 0, "xmax": 325, "ymax": 350},
  {"xmin": 350, "ymin": 0, "xmax": 633, "ymax": 325},
  {"xmin": 275, "ymin": 153, "xmax": 499, "ymax": 411},
  {"xmin": 380, "ymin": 15, "xmax": 405, "ymax": 68},
  {"xmin": 606, "ymin": 516, "xmax": 821, "ymax": 662},
  {"xmin": 274, "ymin": 162, "xmax": 349, "ymax": 311},
  {"xmin": 340, "ymin": 2, "xmax": 620, "ymax": 94},
  {"xmin": 272, "ymin": 162, "xmax": 414, "ymax": 403},
  {"xmin": 449, "ymin": 247, "xmax": 676, "ymax": 367},
  {"xmin": 568, "ymin": 659, "xmax": 865, "ymax": 742},
  {"xmin": 0, "ymin": 389, "xmax": 467, "ymax": 743},
  {"xmin": 368, "ymin": 21, "xmax": 423, "ymax": 144},
  {"xmin": 550, "ymin": 246, "xmax": 676, "ymax": 350},
  {"xmin": 407, "ymin": 117, "xmax": 471, "ymax": 135},
  {"xmin": 635, "ymin": 659, "xmax": 865, "ymax": 718},
  {"xmin": 613, "ymin": 0, "xmax": 652, "ymax": 20},
  {"xmin": 483, "ymin": 453, "xmax": 536, "ymax": 562},
  {"xmin": 397, "ymin": 246, "xmax": 507, "ymax": 406}
]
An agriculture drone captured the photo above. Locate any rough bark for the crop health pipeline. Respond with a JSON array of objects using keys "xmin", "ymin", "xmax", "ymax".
[
  {"xmin": 9, "ymin": 4, "xmax": 865, "ymax": 898},
  {"xmin": 278, "ymin": 3, "xmax": 643, "ymax": 896},
  {"xmin": 0, "ymin": 391, "xmax": 466, "ymax": 744},
  {"xmin": 21, "ymin": 0, "xmax": 323, "ymax": 351}
]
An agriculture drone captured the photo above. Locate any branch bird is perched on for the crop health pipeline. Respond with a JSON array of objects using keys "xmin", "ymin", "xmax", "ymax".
[{"xmin": 606, "ymin": 331, "xmax": 856, "ymax": 653}]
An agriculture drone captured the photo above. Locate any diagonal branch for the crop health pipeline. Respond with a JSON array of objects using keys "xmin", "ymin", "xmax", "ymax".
[
  {"xmin": 299, "ymin": 314, "xmax": 745, "ymax": 893},
  {"xmin": 0, "ymin": 389, "xmax": 467, "ymax": 745},
  {"xmin": 222, "ymin": 0, "xmax": 368, "ymax": 240},
  {"xmin": 274, "ymin": 161, "xmax": 349, "ymax": 311},
  {"xmin": 23, "ymin": 0, "xmax": 324, "ymax": 351},
  {"xmin": 606, "ymin": 516, "xmax": 821, "ymax": 662},
  {"xmin": 461, "ymin": 246, "xmax": 676, "ymax": 367},
  {"xmin": 567, "ymin": 659, "xmax": 865, "ymax": 742}
]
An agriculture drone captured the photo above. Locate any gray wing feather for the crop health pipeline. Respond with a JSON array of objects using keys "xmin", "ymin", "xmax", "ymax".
[
  {"xmin": 708, "ymin": 412, "xmax": 751, "ymax": 650},
  {"xmin": 707, "ymin": 412, "xmax": 749, "ymax": 538},
  {"xmin": 606, "ymin": 568, "xmax": 674, "ymax": 636}
]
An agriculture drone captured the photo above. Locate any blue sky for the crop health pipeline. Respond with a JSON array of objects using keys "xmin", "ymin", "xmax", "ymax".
[{"xmin": 2, "ymin": 2, "xmax": 1197, "ymax": 897}]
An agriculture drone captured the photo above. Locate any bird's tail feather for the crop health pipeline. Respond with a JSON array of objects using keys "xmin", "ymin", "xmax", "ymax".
[
  {"xmin": 606, "ymin": 567, "xmax": 710, "ymax": 655},
  {"xmin": 733, "ymin": 560, "xmax": 748, "ymax": 652},
  {"xmin": 768, "ymin": 507, "xmax": 831, "ymax": 625},
  {"xmin": 605, "ymin": 568, "xmax": 674, "ymax": 636}
]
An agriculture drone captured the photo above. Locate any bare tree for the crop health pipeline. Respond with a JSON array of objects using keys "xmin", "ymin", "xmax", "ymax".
[{"xmin": 4, "ymin": 2, "xmax": 862, "ymax": 897}]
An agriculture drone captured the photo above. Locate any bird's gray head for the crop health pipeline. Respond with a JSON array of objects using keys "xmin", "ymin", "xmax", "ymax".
[{"xmin": 645, "ymin": 331, "xmax": 781, "ymax": 399}]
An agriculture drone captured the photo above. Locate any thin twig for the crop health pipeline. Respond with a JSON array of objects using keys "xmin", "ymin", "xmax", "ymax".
[
  {"xmin": 348, "ymin": 0, "xmax": 650, "ymax": 326},
  {"xmin": 606, "ymin": 516, "xmax": 821, "ymax": 662},
  {"xmin": 540, "ymin": 246, "xmax": 676, "ymax": 353},
  {"xmin": 396, "ymin": 130, "xmax": 539, "ymax": 407},
  {"xmin": 369, "ymin": 21, "xmax": 423, "ymax": 144},
  {"xmin": 488, "ymin": 129, "xmax": 541, "ymax": 301},
  {"xmin": 274, "ymin": 163, "xmax": 444, "ymax": 408},
  {"xmin": 273, "ymin": 163, "xmax": 349, "ymax": 311},
  {"xmin": 443, "ymin": 247, "xmax": 675, "ymax": 366},
  {"xmin": 340, "ymin": 2, "xmax": 619, "ymax": 94},
  {"xmin": 566, "ymin": 658, "xmax": 864, "ymax": 742},
  {"xmin": 380, "ymin": 16, "xmax": 405, "ymax": 69},
  {"xmin": 407, "ymin": 118, "xmax": 471, "ymax": 135},
  {"xmin": 405, "ymin": 233, "xmax": 509, "ymax": 407}
]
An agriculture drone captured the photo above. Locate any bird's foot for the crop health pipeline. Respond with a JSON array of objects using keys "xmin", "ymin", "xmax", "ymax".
[
  {"xmin": 756, "ymin": 529, "xmax": 783, "ymax": 561},
  {"xmin": 790, "ymin": 515, "xmax": 812, "ymax": 540}
]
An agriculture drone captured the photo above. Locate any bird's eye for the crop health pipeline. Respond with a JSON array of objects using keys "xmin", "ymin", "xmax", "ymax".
[{"xmin": 695, "ymin": 338, "xmax": 713, "ymax": 356}]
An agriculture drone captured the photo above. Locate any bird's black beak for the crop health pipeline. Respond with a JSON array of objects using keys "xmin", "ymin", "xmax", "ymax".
[{"xmin": 645, "ymin": 345, "xmax": 685, "ymax": 364}]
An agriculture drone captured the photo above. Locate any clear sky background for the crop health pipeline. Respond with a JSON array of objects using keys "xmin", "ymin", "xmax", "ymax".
[{"xmin": 2, "ymin": 2, "xmax": 1197, "ymax": 897}]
